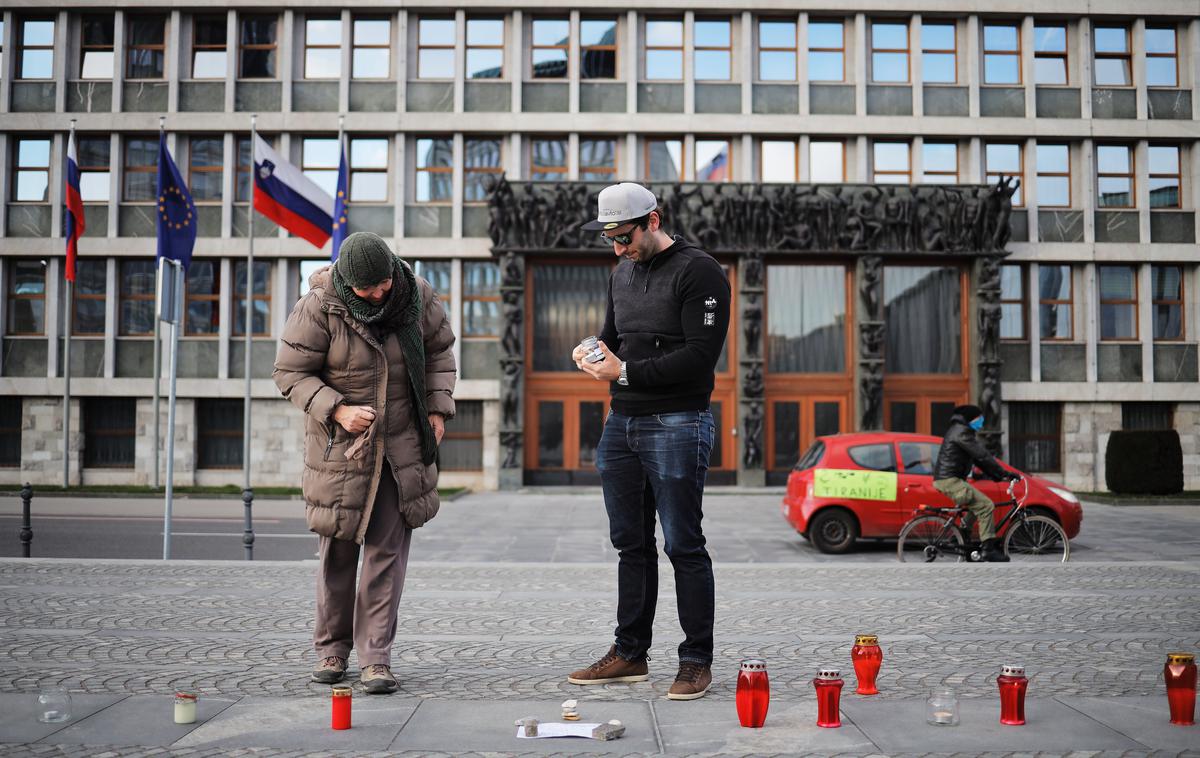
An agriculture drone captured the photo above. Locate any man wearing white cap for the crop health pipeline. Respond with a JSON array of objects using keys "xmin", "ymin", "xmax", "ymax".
[{"xmin": 566, "ymin": 183, "xmax": 730, "ymax": 700}]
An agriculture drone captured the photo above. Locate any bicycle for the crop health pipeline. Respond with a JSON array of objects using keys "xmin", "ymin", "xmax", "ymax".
[{"xmin": 896, "ymin": 477, "xmax": 1070, "ymax": 563}]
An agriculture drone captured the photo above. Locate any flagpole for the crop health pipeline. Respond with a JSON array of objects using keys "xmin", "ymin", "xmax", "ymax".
[
  {"xmin": 242, "ymin": 114, "xmax": 257, "ymax": 560},
  {"xmin": 62, "ymin": 120, "xmax": 77, "ymax": 488},
  {"xmin": 152, "ymin": 116, "xmax": 165, "ymax": 489}
]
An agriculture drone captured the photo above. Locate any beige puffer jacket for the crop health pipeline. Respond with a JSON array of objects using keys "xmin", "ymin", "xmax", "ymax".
[{"xmin": 273, "ymin": 264, "xmax": 456, "ymax": 543}]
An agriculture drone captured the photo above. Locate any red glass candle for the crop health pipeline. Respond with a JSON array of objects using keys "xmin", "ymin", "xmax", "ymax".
[
  {"xmin": 851, "ymin": 634, "xmax": 883, "ymax": 695},
  {"xmin": 1164, "ymin": 653, "xmax": 1196, "ymax": 726},
  {"xmin": 735, "ymin": 659, "xmax": 770, "ymax": 728},
  {"xmin": 813, "ymin": 668, "xmax": 843, "ymax": 728},
  {"xmin": 997, "ymin": 665, "xmax": 1028, "ymax": 726},
  {"xmin": 331, "ymin": 685, "xmax": 352, "ymax": 730}
]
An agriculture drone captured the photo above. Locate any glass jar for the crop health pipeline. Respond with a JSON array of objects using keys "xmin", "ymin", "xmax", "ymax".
[
  {"xmin": 926, "ymin": 687, "xmax": 960, "ymax": 726},
  {"xmin": 1164, "ymin": 652, "xmax": 1196, "ymax": 726},
  {"xmin": 997, "ymin": 664, "xmax": 1028, "ymax": 726},
  {"xmin": 37, "ymin": 686, "xmax": 72, "ymax": 724},
  {"xmin": 735, "ymin": 658, "xmax": 770, "ymax": 728},
  {"xmin": 813, "ymin": 668, "xmax": 843, "ymax": 728},
  {"xmin": 174, "ymin": 692, "xmax": 197, "ymax": 724}
]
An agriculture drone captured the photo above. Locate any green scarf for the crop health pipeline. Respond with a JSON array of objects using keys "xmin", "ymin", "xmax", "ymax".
[{"xmin": 332, "ymin": 255, "xmax": 437, "ymax": 466}]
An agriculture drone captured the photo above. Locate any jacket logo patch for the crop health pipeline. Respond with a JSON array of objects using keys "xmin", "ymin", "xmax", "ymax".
[
  {"xmin": 703, "ymin": 312, "xmax": 716, "ymax": 327},
  {"xmin": 704, "ymin": 296, "xmax": 717, "ymax": 310}
]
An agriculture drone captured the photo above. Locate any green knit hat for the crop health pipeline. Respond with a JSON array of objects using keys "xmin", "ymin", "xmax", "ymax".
[{"xmin": 335, "ymin": 232, "xmax": 394, "ymax": 288}]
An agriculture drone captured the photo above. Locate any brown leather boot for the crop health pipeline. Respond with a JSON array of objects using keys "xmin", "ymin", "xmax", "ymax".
[
  {"xmin": 567, "ymin": 645, "xmax": 649, "ymax": 685},
  {"xmin": 667, "ymin": 661, "xmax": 712, "ymax": 700}
]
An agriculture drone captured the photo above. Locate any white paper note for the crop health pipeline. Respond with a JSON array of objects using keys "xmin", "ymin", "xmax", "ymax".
[{"xmin": 516, "ymin": 722, "xmax": 602, "ymax": 739}]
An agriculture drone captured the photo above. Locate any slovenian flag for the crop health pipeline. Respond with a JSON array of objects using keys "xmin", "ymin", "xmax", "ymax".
[
  {"xmin": 64, "ymin": 132, "xmax": 86, "ymax": 282},
  {"xmin": 252, "ymin": 135, "xmax": 334, "ymax": 249},
  {"xmin": 330, "ymin": 136, "xmax": 349, "ymax": 261}
]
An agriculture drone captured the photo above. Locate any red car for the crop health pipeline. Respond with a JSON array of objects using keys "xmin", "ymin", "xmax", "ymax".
[{"xmin": 781, "ymin": 432, "xmax": 1083, "ymax": 554}]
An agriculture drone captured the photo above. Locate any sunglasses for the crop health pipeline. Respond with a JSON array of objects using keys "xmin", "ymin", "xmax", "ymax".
[{"xmin": 599, "ymin": 216, "xmax": 649, "ymax": 246}]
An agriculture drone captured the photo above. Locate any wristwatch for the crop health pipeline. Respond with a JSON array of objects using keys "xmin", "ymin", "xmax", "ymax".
[{"xmin": 617, "ymin": 361, "xmax": 629, "ymax": 386}]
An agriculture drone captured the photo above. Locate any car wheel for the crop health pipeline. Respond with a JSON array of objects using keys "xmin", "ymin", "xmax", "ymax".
[{"xmin": 808, "ymin": 508, "xmax": 860, "ymax": 554}]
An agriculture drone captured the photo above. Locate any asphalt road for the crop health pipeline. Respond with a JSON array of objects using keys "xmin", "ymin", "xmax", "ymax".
[{"xmin": 2, "ymin": 490, "xmax": 1198, "ymax": 562}]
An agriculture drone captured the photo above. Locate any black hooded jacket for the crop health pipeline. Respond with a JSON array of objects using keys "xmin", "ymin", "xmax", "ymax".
[{"xmin": 933, "ymin": 412, "xmax": 1010, "ymax": 481}]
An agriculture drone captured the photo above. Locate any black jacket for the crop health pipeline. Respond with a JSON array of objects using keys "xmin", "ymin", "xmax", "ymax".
[
  {"xmin": 933, "ymin": 413, "xmax": 1009, "ymax": 481},
  {"xmin": 598, "ymin": 236, "xmax": 730, "ymax": 416}
]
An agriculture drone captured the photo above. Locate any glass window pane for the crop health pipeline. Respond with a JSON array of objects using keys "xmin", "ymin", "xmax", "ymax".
[
  {"xmin": 1040, "ymin": 303, "xmax": 1071, "ymax": 339},
  {"xmin": 306, "ymin": 19, "xmax": 340, "ymax": 45},
  {"xmin": 1039, "ymin": 265, "xmax": 1071, "ymax": 301},
  {"xmin": 531, "ymin": 264, "xmax": 610, "ymax": 372},
  {"xmin": 1099, "ymin": 266, "xmax": 1134, "ymax": 299},
  {"xmin": 1034, "ymin": 26, "xmax": 1066, "ymax": 52},
  {"xmin": 872, "ymin": 23, "xmax": 907, "ymax": 49},
  {"xmin": 759, "ymin": 51, "xmax": 796, "ymax": 81},
  {"xmin": 23, "ymin": 20, "xmax": 55, "ymax": 46},
  {"xmin": 467, "ymin": 19, "xmax": 503, "ymax": 45},
  {"xmin": 191, "ymin": 139, "xmax": 223, "ymax": 167},
  {"xmin": 1001, "ymin": 264, "xmax": 1023, "ymax": 299},
  {"xmin": 16, "ymin": 171, "xmax": 49, "ymax": 201},
  {"xmin": 986, "ymin": 143, "xmax": 1020, "ymax": 173},
  {"xmin": 353, "ymin": 49, "xmax": 389, "ymax": 78},
  {"xmin": 351, "ymin": 139, "xmax": 388, "ymax": 168},
  {"xmin": 128, "ymin": 18, "xmax": 165, "ymax": 46},
  {"xmin": 646, "ymin": 20, "xmax": 682, "ymax": 46},
  {"xmin": 193, "ymin": 51, "xmax": 226, "ymax": 78},
  {"xmin": 695, "ymin": 141, "xmax": 730, "ymax": 182},
  {"xmin": 1034, "ymin": 57, "xmax": 1067, "ymax": 85},
  {"xmin": 1097, "ymin": 177, "xmax": 1131, "ymax": 207},
  {"xmin": 464, "ymin": 139, "xmax": 502, "ymax": 169},
  {"xmin": 808, "ymin": 22, "xmax": 843, "ymax": 48},
  {"xmin": 984, "ymin": 25, "xmax": 1019, "ymax": 51},
  {"xmin": 761, "ymin": 141, "xmax": 796, "ymax": 183},
  {"xmin": 79, "ymin": 172, "xmax": 110, "ymax": 202},
  {"xmin": 694, "ymin": 20, "xmax": 729, "ymax": 47},
  {"xmin": 1093, "ymin": 27, "xmax": 1128, "ymax": 53},
  {"xmin": 532, "ymin": 48, "xmax": 568, "ymax": 77},
  {"xmin": 923, "ymin": 53, "xmax": 955, "ymax": 83},
  {"xmin": 808, "ymin": 51, "xmax": 843, "ymax": 81},
  {"xmin": 1152, "ymin": 266, "xmax": 1181, "ymax": 300},
  {"xmin": 759, "ymin": 21, "xmax": 796, "ymax": 48},
  {"xmin": 1038, "ymin": 176, "xmax": 1070, "ymax": 206},
  {"xmin": 19, "ymin": 139, "xmax": 50, "ymax": 167},
  {"xmin": 420, "ymin": 19, "xmax": 455, "ymax": 45},
  {"xmin": 1145, "ymin": 58, "xmax": 1177, "ymax": 87},
  {"xmin": 581, "ymin": 20, "xmax": 616, "ymax": 47},
  {"xmin": 923, "ymin": 143, "xmax": 957, "ymax": 174},
  {"xmin": 647, "ymin": 140, "xmax": 681, "ymax": 181},
  {"xmin": 922, "ymin": 23, "xmax": 955, "ymax": 50},
  {"xmin": 419, "ymin": 49, "xmax": 454, "ymax": 78},
  {"xmin": 350, "ymin": 172, "xmax": 387, "ymax": 202},
  {"xmin": 772, "ymin": 402, "xmax": 800, "ymax": 469},
  {"xmin": 354, "ymin": 19, "xmax": 389, "ymax": 45},
  {"xmin": 1144, "ymin": 27, "xmax": 1175, "ymax": 54},
  {"xmin": 767, "ymin": 265, "xmax": 846, "ymax": 373},
  {"xmin": 694, "ymin": 49, "xmax": 730, "ymax": 79},
  {"xmin": 127, "ymin": 48, "xmax": 164, "ymax": 79},
  {"xmin": 303, "ymin": 138, "xmax": 338, "ymax": 168},
  {"xmin": 533, "ymin": 19, "xmax": 569, "ymax": 46},
  {"xmin": 580, "ymin": 139, "xmax": 616, "ymax": 169},
  {"xmin": 1036, "ymin": 144, "xmax": 1068, "ymax": 173},
  {"xmin": 1096, "ymin": 145, "xmax": 1130, "ymax": 174},
  {"xmin": 1148, "ymin": 177, "xmax": 1179, "ymax": 208},
  {"xmin": 463, "ymin": 260, "xmax": 499, "ymax": 296},
  {"xmin": 872, "ymin": 52, "xmax": 908, "ymax": 81},
  {"xmin": 241, "ymin": 49, "xmax": 275, "ymax": 78},
  {"xmin": 81, "ymin": 51, "xmax": 115, "ymax": 79},
  {"xmin": 873, "ymin": 142, "xmax": 909, "ymax": 172},
  {"xmin": 884, "ymin": 266, "xmax": 961, "ymax": 374},
  {"xmin": 1100, "ymin": 304, "xmax": 1135, "ymax": 339},
  {"xmin": 1001, "ymin": 303, "xmax": 1024, "ymax": 339},
  {"xmin": 190, "ymin": 171, "xmax": 222, "ymax": 201},
  {"xmin": 305, "ymin": 48, "xmax": 340, "ymax": 78},
  {"xmin": 416, "ymin": 138, "xmax": 453, "ymax": 169},
  {"xmin": 1093, "ymin": 58, "xmax": 1131, "ymax": 86},
  {"xmin": 646, "ymin": 49, "xmax": 681, "ymax": 79},
  {"xmin": 21, "ymin": 50, "xmax": 53, "ymax": 78},
  {"xmin": 809, "ymin": 142, "xmax": 844, "ymax": 182},
  {"xmin": 467, "ymin": 49, "xmax": 503, "ymax": 78},
  {"xmin": 984, "ymin": 54, "xmax": 1020, "ymax": 84}
]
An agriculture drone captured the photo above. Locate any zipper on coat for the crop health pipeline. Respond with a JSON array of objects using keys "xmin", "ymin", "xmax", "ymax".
[{"xmin": 324, "ymin": 425, "xmax": 335, "ymax": 461}]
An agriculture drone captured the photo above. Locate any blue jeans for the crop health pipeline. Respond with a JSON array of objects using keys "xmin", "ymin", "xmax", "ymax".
[{"xmin": 595, "ymin": 409, "xmax": 716, "ymax": 665}]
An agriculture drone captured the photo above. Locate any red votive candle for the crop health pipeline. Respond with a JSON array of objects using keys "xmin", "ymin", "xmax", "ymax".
[
  {"xmin": 851, "ymin": 634, "xmax": 882, "ymax": 695},
  {"xmin": 813, "ymin": 668, "xmax": 843, "ymax": 728},
  {"xmin": 1165, "ymin": 653, "xmax": 1196, "ymax": 726},
  {"xmin": 331, "ymin": 685, "xmax": 352, "ymax": 730},
  {"xmin": 735, "ymin": 658, "xmax": 770, "ymax": 728},
  {"xmin": 997, "ymin": 665, "xmax": 1028, "ymax": 726}
]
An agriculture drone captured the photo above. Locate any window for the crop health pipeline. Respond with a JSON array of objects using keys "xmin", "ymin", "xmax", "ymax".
[
  {"xmin": 418, "ymin": 18, "xmax": 455, "ymax": 79},
  {"xmin": 808, "ymin": 20, "xmax": 844, "ymax": 81},
  {"xmin": 120, "ymin": 136, "xmax": 158, "ymax": 200},
  {"xmin": 1093, "ymin": 26, "xmax": 1130, "ymax": 86},
  {"xmin": 1000, "ymin": 264, "xmax": 1026, "ymax": 340},
  {"xmin": 196, "ymin": 399, "xmax": 243, "ymax": 468},
  {"xmin": 80, "ymin": 15, "xmax": 115, "ymax": 79},
  {"xmin": 884, "ymin": 266, "xmax": 962, "ymax": 374},
  {"xmin": 579, "ymin": 18, "xmax": 617, "ymax": 80},
  {"xmin": 1035, "ymin": 143, "xmax": 1070, "ymax": 208},
  {"xmin": 441, "ymin": 400, "xmax": 483, "ymax": 470},
  {"xmin": 1145, "ymin": 27, "xmax": 1178, "ymax": 87},
  {"xmin": 466, "ymin": 18, "xmax": 504, "ymax": 79},
  {"xmin": 0, "ymin": 21, "xmax": 4, "ymax": 76},
  {"xmin": 189, "ymin": 137, "xmax": 224, "ymax": 202},
  {"xmin": 13, "ymin": 138, "xmax": 51, "ymax": 202},
  {"xmin": 645, "ymin": 18, "xmax": 682, "ymax": 80},
  {"xmin": 848, "ymin": 443, "xmax": 896, "ymax": 472},
  {"xmin": 6, "ymin": 260, "xmax": 47, "ymax": 335},
  {"xmin": 695, "ymin": 19, "xmax": 732, "ymax": 81},
  {"xmin": 301, "ymin": 137, "xmax": 339, "ymax": 199},
  {"xmin": 127, "ymin": 15, "xmax": 166, "ymax": 79},
  {"xmin": 758, "ymin": 19, "xmax": 796, "ymax": 81},
  {"xmin": 415, "ymin": 138, "xmax": 453, "ymax": 203},
  {"xmin": 873, "ymin": 141, "xmax": 910, "ymax": 184},
  {"xmin": 922, "ymin": 142, "xmax": 958, "ymax": 184},
  {"xmin": 192, "ymin": 15, "xmax": 227, "ymax": 79},
  {"xmin": 233, "ymin": 260, "xmax": 270, "ymax": 336},
  {"xmin": 1038, "ymin": 265, "xmax": 1072, "ymax": 340},
  {"xmin": 185, "ymin": 260, "xmax": 219, "ymax": 335},
  {"xmin": 1033, "ymin": 24, "xmax": 1067, "ymax": 85},
  {"xmin": 1122, "ymin": 402, "xmax": 1174, "ymax": 430},
  {"xmin": 239, "ymin": 14, "xmax": 277, "ymax": 78},
  {"xmin": 580, "ymin": 138, "xmax": 618, "ymax": 181},
  {"xmin": 1151, "ymin": 266, "xmax": 1183, "ymax": 341},
  {"xmin": 645, "ymin": 138, "xmax": 683, "ymax": 181},
  {"xmin": 350, "ymin": 138, "xmax": 388, "ymax": 202},
  {"xmin": 1148, "ymin": 145, "xmax": 1181, "ymax": 209},
  {"xmin": 352, "ymin": 18, "xmax": 390, "ymax": 79},
  {"xmin": 1099, "ymin": 265, "xmax": 1137, "ymax": 341},
  {"xmin": 530, "ymin": 139, "xmax": 568, "ymax": 181},
  {"xmin": 695, "ymin": 140, "xmax": 731, "ymax": 182},
  {"xmin": 985, "ymin": 143, "xmax": 1023, "ymax": 205},
  {"xmin": 1008, "ymin": 403, "xmax": 1061, "ymax": 472},
  {"xmin": 899, "ymin": 441, "xmax": 939, "ymax": 475},
  {"xmin": 18, "ymin": 19, "xmax": 54, "ymax": 79},
  {"xmin": 72, "ymin": 260, "xmax": 107, "ymax": 336},
  {"xmin": 304, "ymin": 17, "xmax": 340, "ymax": 79},
  {"xmin": 921, "ymin": 22, "xmax": 956, "ymax": 83},
  {"xmin": 1096, "ymin": 145, "xmax": 1133, "ymax": 208},
  {"xmin": 810, "ymin": 140, "xmax": 845, "ymax": 182},
  {"xmin": 983, "ymin": 23, "xmax": 1020, "ymax": 84},
  {"xmin": 413, "ymin": 260, "xmax": 451, "ymax": 303},
  {"xmin": 532, "ymin": 17, "xmax": 569, "ymax": 79},
  {"xmin": 0, "ymin": 397, "xmax": 20, "ymax": 468},
  {"xmin": 462, "ymin": 261, "xmax": 501, "ymax": 379},
  {"xmin": 767, "ymin": 265, "xmax": 846, "ymax": 373},
  {"xmin": 464, "ymin": 138, "xmax": 502, "ymax": 202},
  {"xmin": 761, "ymin": 140, "xmax": 797, "ymax": 183},
  {"xmin": 871, "ymin": 21, "xmax": 909, "ymax": 83},
  {"xmin": 119, "ymin": 260, "xmax": 156, "ymax": 336},
  {"xmin": 83, "ymin": 397, "xmax": 135, "ymax": 468}
]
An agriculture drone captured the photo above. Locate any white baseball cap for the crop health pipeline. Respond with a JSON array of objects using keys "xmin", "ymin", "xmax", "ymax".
[{"xmin": 580, "ymin": 182, "xmax": 659, "ymax": 231}]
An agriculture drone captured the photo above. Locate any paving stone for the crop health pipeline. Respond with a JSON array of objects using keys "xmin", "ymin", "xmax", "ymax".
[
  {"xmin": 0, "ymin": 692, "xmax": 127, "ymax": 744},
  {"xmin": 41, "ymin": 694, "xmax": 239, "ymax": 747}
]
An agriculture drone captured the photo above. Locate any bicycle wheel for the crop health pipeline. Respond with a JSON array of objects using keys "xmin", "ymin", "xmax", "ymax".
[
  {"xmin": 1003, "ymin": 515, "xmax": 1070, "ymax": 563},
  {"xmin": 897, "ymin": 515, "xmax": 964, "ymax": 563}
]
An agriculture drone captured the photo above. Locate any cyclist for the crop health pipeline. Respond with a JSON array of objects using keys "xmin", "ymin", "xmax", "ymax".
[{"xmin": 932, "ymin": 404, "xmax": 1021, "ymax": 563}]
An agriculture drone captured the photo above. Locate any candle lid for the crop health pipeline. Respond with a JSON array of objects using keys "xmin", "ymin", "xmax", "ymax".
[
  {"xmin": 331, "ymin": 685, "xmax": 353, "ymax": 697},
  {"xmin": 174, "ymin": 692, "xmax": 197, "ymax": 701},
  {"xmin": 1167, "ymin": 653, "xmax": 1195, "ymax": 665},
  {"xmin": 1001, "ymin": 665, "xmax": 1025, "ymax": 677},
  {"xmin": 854, "ymin": 634, "xmax": 879, "ymax": 646},
  {"xmin": 740, "ymin": 658, "xmax": 767, "ymax": 671},
  {"xmin": 816, "ymin": 667, "xmax": 842, "ymax": 680}
]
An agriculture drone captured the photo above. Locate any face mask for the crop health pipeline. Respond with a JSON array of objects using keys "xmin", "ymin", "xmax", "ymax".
[{"xmin": 969, "ymin": 416, "xmax": 984, "ymax": 431}]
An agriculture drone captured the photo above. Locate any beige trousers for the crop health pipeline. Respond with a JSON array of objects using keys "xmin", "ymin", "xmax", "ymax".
[
  {"xmin": 314, "ymin": 461, "xmax": 413, "ymax": 667},
  {"xmin": 933, "ymin": 477, "xmax": 997, "ymax": 541}
]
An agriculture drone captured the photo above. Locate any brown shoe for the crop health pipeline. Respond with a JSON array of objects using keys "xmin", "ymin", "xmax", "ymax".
[
  {"xmin": 667, "ymin": 661, "xmax": 711, "ymax": 700},
  {"xmin": 361, "ymin": 664, "xmax": 399, "ymax": 694},
  {"xmin": 311, "ymin": 656, "xmax": 347, "ymax": 683},
  {"xmin": 567, "ymin": 646, "xmax": 649, "ymax": 685}
]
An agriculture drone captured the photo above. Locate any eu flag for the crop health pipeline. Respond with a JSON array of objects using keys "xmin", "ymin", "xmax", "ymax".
[
  {"xmin": 156, "ymin": 132, "xmax": 197, "ymax": 272},
  {"xmin": 330, "ymin": 137, "xmax": 349, "ymax": 261}
]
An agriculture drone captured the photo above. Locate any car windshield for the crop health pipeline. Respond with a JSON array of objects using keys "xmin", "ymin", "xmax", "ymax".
[
  {"xmin": 795, "ymin": 440, "xmax": 825, "ymax": 470},
  {"xmin": 847, "ymin": 443, "xmax": 896, "ymax": 472}
]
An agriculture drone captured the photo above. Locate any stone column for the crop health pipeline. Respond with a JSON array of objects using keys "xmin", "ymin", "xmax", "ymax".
[{"xmin": 737, "ymin": 251, "xmax": 765, "ymax": 485}]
